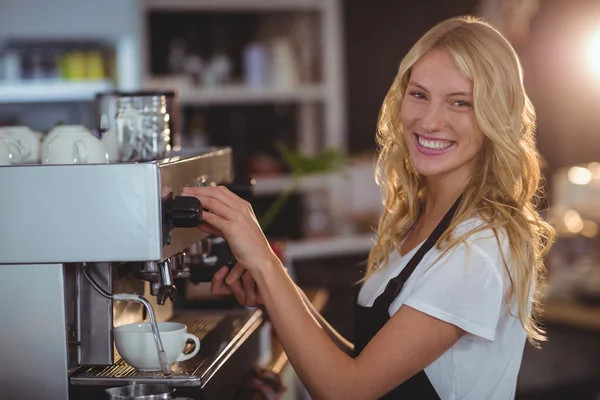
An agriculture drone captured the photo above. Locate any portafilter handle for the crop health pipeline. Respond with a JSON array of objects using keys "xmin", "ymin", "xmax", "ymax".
[{"xmin": 189, "ymin": 236, "xmax": 236, "ymax": 283}]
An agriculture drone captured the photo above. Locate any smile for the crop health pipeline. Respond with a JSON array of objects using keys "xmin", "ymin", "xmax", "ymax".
[{"xmin": 415, "ymin": 134, "xmax": 455, "ymax": 153}]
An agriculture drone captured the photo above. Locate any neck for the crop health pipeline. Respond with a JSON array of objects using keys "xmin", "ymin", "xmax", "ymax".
[{"xmin": 421, "ymin": 173, "xmax": 469, "ymax": 223}]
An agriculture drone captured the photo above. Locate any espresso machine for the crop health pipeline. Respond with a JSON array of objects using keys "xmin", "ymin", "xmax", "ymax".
[{"xmin": 0, "ymin": 147, "xmax": 266, "ymax": 400}]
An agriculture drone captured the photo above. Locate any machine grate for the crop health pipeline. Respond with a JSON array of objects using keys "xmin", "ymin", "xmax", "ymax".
[{"xmin": 70, "ymin": 314, "xmax": 225, "ymax": 387}]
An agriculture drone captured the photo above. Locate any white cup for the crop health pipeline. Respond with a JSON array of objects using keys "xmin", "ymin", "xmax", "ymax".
[
  {"xmin": 0, "ymin": 126, "xmax": 42, "ymax": 164},
  {"xmin": 43, "ymin": 125, "xmax": 108, "ymax": 165},
  {"xmin": 42, "ymin": 125, "xmax": 94, "ymax": 162},
  {"xmin": 114, "ymin": 322, "xmax": 201, "ymax": 371},
  {"xmin": 0, "ymin": 139, "xmax": 12, "ymax": 165},
  {"xmin": 0, "ymin": 128, "xmax": 30, "ymax": 164}
]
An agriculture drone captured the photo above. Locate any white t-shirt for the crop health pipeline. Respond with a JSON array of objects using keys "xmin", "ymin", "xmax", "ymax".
[{"xmin": 357, "ymin": 218, "xmax": 528, "ymax": 400}]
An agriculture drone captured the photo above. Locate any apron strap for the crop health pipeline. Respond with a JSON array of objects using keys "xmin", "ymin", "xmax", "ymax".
[{"xmin": 381, "ymin": 195, "xmax": 463, "ymax": 302}]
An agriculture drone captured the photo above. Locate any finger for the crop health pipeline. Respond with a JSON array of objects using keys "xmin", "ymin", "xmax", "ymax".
[
  {"xmin": 216, "ymin": 185, "xmax": 256, "ymax": 216},
  {"xmin": 225, "ymin": 262, "xmax": 246, "ymax": 282},
  {"xmin": 199, "ymin": 210, "xmax": 230, "ymax": 234},
  {"xmin": 207, "ymin": 184, "xmax": 235, "ymax": 198},
  {"xmin": 191, "ymin": 193, "xmax": 235, "ymax": 221},
  {"xmin": 197, "ymin": 222, "xmax": 224, "ymax": 237},
  {"xmin": 184, "ymin": 186, "xmax": 256, "ymax": 227},
  {"xmin": 225, "ymin": 263, "xmax": 247, "ymax": 304},
  {"xmin": 211, "ymin": 266, "xmax": 232, "ymax": 295},
  {"xmin": 182, "ymin": 186, "xmax": 238, "ymax": 209},
  {"xmin": 242, "ymin": 271, "xmax": 257, "ymax": 307},
  {"xmin": 216, "ymin": 185, "xmax": 245, "ymax": 204}
]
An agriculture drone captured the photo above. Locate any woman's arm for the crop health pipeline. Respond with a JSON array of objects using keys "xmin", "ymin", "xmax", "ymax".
[
  {"xmin": 295, "ymin": 286, "xmax": 354, "ymax": 355},
  {"xmin": 210, "ymin": 264, "xmax": 354, "ymax": 355},
  {"xmin": 251, "ymin": 258, "xmax": 462, "ymax": 400},
  {"xmin": 183, "ymin": 186, "xmax": 463, "ymax": 400}
]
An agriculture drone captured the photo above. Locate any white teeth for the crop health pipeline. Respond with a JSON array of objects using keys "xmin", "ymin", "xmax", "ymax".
[{"xmin": 417, "ymin": 135, "xmax": 454, "ymax": 150}]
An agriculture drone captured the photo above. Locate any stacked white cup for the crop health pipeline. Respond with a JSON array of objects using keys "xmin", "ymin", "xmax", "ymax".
[
  {"xmin": 0, "ymin": 126, "xmax": 42, "ymax": 164},
  {"xmin": 42, "ymin": 125, "xmax": 109, "ymax": 165}
]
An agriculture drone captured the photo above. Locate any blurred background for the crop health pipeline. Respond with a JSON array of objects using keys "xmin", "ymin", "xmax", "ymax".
[{"xmin": 1, "ymin": 0, "xmax": 600, "ymax": 398}]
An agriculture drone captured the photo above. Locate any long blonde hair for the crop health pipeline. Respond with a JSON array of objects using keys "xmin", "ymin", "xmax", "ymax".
[{"xmin": 367, "ymin": 16, "xmax": 556, "ymax": 345}]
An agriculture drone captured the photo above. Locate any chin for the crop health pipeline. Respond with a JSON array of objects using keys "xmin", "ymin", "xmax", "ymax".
[
  {"xmin": 408, "ymin": 155, "xmax": 440, "ymax": 176},
  {"xmin": 414, "ymin": 166, "xmax": 445, "ymax": 177},
  {"xmin": 410, "ymin": 156, "xmax": 455, "ymax": 178}
]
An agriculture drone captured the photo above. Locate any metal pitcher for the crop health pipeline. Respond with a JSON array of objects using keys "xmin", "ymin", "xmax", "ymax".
[{"xmin": 105, "ymin": 383, "xmax": 192, "ymax": 400}]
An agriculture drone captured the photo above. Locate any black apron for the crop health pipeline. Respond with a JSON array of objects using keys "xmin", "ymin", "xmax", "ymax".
[{"xmin": 354, "ymin": 196, "xmax": 462, "ymax": 399}]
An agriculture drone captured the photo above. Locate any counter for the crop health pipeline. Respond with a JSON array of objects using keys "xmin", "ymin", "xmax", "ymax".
[{"xmin": 543, "ymin": 299, "xmax": 600, "ymax": 332}]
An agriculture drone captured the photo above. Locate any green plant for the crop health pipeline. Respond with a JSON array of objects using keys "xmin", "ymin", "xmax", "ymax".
[{"xmin": 259, "ymin": 141, "xmax": 347, "ymax": 231}]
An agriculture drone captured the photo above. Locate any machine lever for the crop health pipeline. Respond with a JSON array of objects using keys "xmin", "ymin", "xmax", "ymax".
[{"xmin": 172, "ymin": 196, "xmax": 202, "ymax": 228}]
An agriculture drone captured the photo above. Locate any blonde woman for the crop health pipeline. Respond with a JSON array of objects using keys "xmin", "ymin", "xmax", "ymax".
[{"xmin": 183, "ymin": 15, "xmax": 555, "ymax": 400}]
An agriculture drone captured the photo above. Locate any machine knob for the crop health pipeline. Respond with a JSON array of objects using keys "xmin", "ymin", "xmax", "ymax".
[{"xmin": 172, "ymin": 196, "xmax": 202, "ymax": 228}]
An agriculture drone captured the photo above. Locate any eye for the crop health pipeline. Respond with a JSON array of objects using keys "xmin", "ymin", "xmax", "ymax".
[
  {"xmin": 409, "ymin": 91, "xmax": 427, "ymax": 100},
  {"xmin": 451, "ymin": 100, "xmax": 472, "ymax": 107}
]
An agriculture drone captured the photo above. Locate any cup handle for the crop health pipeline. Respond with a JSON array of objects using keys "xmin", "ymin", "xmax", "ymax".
[
  {"xmin": 14, "ymin": 140, "xmax": 30, "ymax": 160},
  {"xmin": 73, "ymin": 139, "xmax": 88, "ymax": 164},
  {"xmin": 175, "ymin": 334, "xmax": 201, "ymax": 362},
  {"xmin": 4, "ymin": 138, "xmax": 26, "ymax": 162}
]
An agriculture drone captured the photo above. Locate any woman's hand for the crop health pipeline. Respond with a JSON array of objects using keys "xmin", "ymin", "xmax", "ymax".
[
  {"xmin": 210, "ymin": 263, "xmax": 264, "ymax": 307},
  {"xmin": 181, "ymin": 185, "xmax": 279, "ymax": 272}
]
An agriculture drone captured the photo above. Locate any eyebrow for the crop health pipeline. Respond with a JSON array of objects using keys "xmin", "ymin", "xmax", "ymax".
[{"xmin": 408, "ymin": 82, "xmax": 472, "ymax": 97}]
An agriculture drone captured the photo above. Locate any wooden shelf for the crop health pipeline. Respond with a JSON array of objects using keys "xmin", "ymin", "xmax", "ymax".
[
  {"xmin": 177, "ymin": 84, "xmax": 325, "ymax": 106},
  {"xmin": 285, "ymin": 234, "xmax": 374, "ymax": 261},
  {"xmin": 252, "ymin": 173, "xmax": 334, "ymax": 196},
  {"xmin": 0, "ymin": 80, "xmax": 114, "ymax": 103}
]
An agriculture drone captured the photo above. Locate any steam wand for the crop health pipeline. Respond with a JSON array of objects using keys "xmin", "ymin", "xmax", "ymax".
[{"xmin": 81, "ymin": 263, "xmax": 171, "ymax": 376}]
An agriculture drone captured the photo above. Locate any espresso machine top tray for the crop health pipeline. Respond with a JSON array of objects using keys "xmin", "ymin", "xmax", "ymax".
[{"xmin": 0, "ymin": 147, "xmax": 232, "ymax": 264}]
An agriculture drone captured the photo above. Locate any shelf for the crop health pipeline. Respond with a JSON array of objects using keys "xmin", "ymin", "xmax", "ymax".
[
  {"xmin": 285, "ymin": 234, "xmax": 374, "ymax": 261},
  {"xmin": 177, "ymin": 84, "xmax": 325, "ymax": 106},
  {"xmin": 252, "ymin": 173, "xmax": 333, "ymax": 196},
  {"xmin": 143, "ymin": 0, "xmax": 325, "ymax": 11},
  {"xmin": 544, "ymin": 299, "xmax": 600, "ymax": 332},
  {"xmin": 0, "ymin": 80, "xmax": 114, "ymax": 103}
]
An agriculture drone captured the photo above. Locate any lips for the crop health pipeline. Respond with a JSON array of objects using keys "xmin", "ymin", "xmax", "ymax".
[{"xmin": 414, "ymin": 133, "xmax": 456, "ymax": 155}]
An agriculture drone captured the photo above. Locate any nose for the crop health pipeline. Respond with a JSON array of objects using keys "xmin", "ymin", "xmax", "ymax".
[{"xmin": 421, "ymin": 102, "xmax": 446, "ymax": 132}]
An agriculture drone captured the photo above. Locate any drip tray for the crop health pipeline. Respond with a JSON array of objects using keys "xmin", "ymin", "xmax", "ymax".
[{"xmin": 70, "ymin": 314, "xmax": 227, "ymax": 387}]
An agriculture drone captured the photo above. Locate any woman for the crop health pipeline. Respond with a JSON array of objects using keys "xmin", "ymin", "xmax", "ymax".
[{"xmin": 182, "ymin": 15, "xmax": 555, "ymax": 400}]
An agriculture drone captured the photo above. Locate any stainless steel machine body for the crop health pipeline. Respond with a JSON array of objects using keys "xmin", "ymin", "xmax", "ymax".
[
  {"xmin": 0, "ymin": 147, "xmax": 265, "ymax": 400},
  {"xmin": 1, "ymin": 148, "xmax": 231, "ymax": 264}
]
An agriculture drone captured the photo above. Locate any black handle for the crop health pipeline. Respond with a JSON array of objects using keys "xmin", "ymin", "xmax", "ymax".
[
  {"xmin": 188, "ymin": 237, "xmax": 237, "ymax": 283},
  {"xmin": 172, "ymin": 196, "xmax": 202, "ymax": 228},
  {"xmin": 209, "ymin": 237, "xmax": 237, "ymax": 266},
  {"xmin": 189, "ymin": 263, "xmax": 235, "ymax": 283}
]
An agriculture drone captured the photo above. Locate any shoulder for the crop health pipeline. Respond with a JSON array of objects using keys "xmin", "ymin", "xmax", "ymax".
[
  {"xmin": 448, "ymin": 216, "xmax": 510, "ymax": 269},
  {"xmin": 399, "ymin": 218, "xmax": 509, "ymax": 341},
  {"xmin": 416, "ymin": 216, "xmax": 510, "ymax": 290}
]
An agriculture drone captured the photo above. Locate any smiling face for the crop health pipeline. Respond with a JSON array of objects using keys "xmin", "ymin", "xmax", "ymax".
[{"xmin": 400, "ymin": 49, "xmax": 485, "ymax": 185}]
